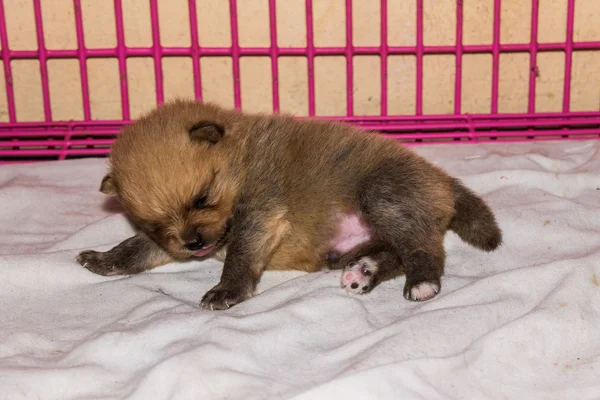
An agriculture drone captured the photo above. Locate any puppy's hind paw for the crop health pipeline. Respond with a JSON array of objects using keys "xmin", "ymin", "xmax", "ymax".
[
  {"xmin": 403, "ymin": 280, "xmax": 440, "ymax": 302},
  {"xmin": 341, "ymin": 256, "xmax": 378, "ymax": 295}
]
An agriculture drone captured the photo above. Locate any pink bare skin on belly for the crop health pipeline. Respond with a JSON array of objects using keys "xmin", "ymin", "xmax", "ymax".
[{"xmin": 328, "ymin": 212, "xmax": 372, "ymax": 256}]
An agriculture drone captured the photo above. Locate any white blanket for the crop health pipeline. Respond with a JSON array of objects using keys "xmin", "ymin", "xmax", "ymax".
[{"xmin": 1, "ymin": 140, "xmax": 599, "ymax": 400}]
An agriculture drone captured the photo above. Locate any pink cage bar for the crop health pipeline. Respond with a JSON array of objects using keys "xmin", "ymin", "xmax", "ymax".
[{"xmin": 1, "ymin": 0, "xmax": 600, "ymax": 163}]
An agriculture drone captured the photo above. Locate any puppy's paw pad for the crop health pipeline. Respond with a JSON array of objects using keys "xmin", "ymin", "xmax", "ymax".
[
  {"xmin": 341, "ymin": 257, "xmax": 377, "ymax": 295},
  {"xmin": 200, "ymin": 287, "xmax": 248, "ymax": 311},
  {"xmin": 404, "ymin": 281, "xmax": 440, "ymax": 302}
]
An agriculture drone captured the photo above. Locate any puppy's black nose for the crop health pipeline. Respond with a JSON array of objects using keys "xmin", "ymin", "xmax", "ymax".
[{"xmin": 183, "ymin": 229, "xmax": 204, "ymax": 251}]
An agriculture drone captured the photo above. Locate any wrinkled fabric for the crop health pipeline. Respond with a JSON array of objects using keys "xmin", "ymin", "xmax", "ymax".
[{"xmin": 1, "ymin": 140, "xmax": 599, "ymax": 400}]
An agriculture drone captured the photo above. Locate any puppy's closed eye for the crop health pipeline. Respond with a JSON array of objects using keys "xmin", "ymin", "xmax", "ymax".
[
  {"xmin": 195, "ymin": 194, "xmax": 209, "ymax": 209},
  {"xmin": 192, "ymin": 171, "xmax": 218, "ymax": 209}
]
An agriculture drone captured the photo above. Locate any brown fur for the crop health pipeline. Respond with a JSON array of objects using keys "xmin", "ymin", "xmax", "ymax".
[{"xmin": 77, "ymin": 99, "xmax": 502, "ymax": 310}]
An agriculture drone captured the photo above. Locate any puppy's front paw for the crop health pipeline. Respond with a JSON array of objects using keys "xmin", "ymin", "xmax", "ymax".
[
  {"xmin": 200, "ymin": 286, "xmax": 250, "ymax": 311},
  {"xmin": 77, "ymin": 250, "xmax": 127, "ymax": 276},
  {"xmin": 341, "ymin": 256, "xmax": 378, "ymax": 295},
  {"xmin": 403, "ymin": 280, "xmax": 440, "ymax": 302}
]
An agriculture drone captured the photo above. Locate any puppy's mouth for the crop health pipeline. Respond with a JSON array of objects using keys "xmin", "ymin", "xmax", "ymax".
[
  {"xmin": 193, "ymin": 244, "xmax": 216, "ymax": 258},
  {"xmin": 191, "ymin": 219, "xmax": 232, "ymax": 258}
]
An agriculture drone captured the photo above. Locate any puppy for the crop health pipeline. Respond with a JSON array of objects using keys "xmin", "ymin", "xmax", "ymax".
[{"xmin": 77, "ymin": 100, "xmax": 502, "ymax": 310}]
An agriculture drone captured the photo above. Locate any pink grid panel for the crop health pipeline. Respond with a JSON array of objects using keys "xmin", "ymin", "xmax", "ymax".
[{"xmin": 1, "ymin": 0, "xmax": 600, "ymax": 163}]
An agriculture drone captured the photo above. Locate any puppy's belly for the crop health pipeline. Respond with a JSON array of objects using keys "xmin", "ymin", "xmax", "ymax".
[
  {"xmin": 267, "ymin": 212, "xmax": 372, "ymax": 272},
  {"xmin": 327, "ymin": 212, "xmax": 371, "ymax": 256}
]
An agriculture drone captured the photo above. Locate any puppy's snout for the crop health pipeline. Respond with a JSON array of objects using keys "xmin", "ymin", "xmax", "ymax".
[{"xmin": 183, "ymin": 228, "xmax": 204, "ymax": 251}]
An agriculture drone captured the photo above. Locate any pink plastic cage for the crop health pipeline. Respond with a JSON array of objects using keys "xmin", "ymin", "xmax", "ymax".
[{"xmin": 1, "ymin": 0, "xmax": 600, "ymax": 163}]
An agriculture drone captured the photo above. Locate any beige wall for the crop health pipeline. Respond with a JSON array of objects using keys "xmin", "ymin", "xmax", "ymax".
[{"xmin": 1, "ymin": 0, "xmax": 599, "ymax": 122}]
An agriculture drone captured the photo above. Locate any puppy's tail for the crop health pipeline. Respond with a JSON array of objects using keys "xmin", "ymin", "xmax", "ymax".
[{"xmin": 449, "ymin": 179, "xmax": 502, "ymax": 251}]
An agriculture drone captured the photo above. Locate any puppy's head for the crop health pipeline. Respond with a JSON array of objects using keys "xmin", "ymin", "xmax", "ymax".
[{"xmin": 101, "ymin": 100, "xmax": 245, "ymax": 260}]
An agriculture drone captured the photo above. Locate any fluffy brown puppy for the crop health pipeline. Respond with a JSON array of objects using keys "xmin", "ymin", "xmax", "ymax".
[{"xmin": 77, "ymin": 100, "xmax": 502, "ymax": 310}]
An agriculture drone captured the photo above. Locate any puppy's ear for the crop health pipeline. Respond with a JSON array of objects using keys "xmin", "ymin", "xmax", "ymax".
[
  {"xmin": 189, "ymin": 121, "xmax": 224, "ymax": 145},
  {"xmin": 100, "ymin": 173, "xmax": 118, "ymax": 195}
]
